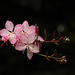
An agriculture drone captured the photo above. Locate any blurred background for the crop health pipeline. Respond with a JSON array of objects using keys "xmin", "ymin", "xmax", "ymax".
[{"xmin": 0, "ymin": 0, "xmax": 75, "ymax": 75}]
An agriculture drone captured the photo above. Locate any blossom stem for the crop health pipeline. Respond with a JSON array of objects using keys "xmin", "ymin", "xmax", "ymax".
[
  {"xmin": 37, "ymin": 53, "xmax": 61, "ymax": 60},
  {"xmin": 36, "ymin": 40, "xmax": 58, "ymax": 43}
]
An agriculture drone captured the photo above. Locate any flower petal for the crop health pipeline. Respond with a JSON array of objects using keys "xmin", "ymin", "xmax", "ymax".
[
  {"xmin": 1, "ymin": 36, "xmax": 8, "ymax": 41},
  {"xmin": 9, "ymin": 34, "xmax": 17, "ymax": 44},
  {"xmin": 38, "ymin": 36, "xmax": 44, "ymax": 41},
  {"xmin": 22, "ymin": 20, "xmax": 29, "ymax": 32},
  {"xmin": 29, "ymin": 44, "xmax": 39, "ymax": 53},
  {"xmin": 0, "ymin": 29, "xmax": 10, "ymax": 36},
  {"xmin": 16, "ymin": 31, "xmax": 24, "ymax": 40},
  {"xmin": 20, "ymin": 34, "xmax": 28, "ymax": 43},
  {"xmin": 27, "ymin": 49, "xmax": 33, "ymax": 60},
  {"xmin": 5, "ymin": 20, "xmax": 14, "ymax": 31},
  {"xmin": 27, "ymin": 25, "xmax": 35, "ymax": 34},
  {"xmin": 14, "ymin": 24, "xmax": 23, "ymax": 32},
  {"xmin": 14, "ymin": 24, "xmax": 23, "ymax": 39},
  {"xmin": 15, "ymin": 41, "xmax": 26, "ymax": 51},
  {"xmin": 28, "ymin": 33, "xmax": 36, "ymax": 44}
]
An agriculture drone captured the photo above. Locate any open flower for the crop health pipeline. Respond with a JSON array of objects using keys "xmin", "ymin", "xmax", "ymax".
[
  {"xmin": 15, "ymin": 33, "xmax": 39, "ymax": 60},
  {"xmin": 0, "ymin": 20, "xmax": 23, "ymax": 44},
  {"xmin": 22, "ymin": 20, "xmax": 44, "ymax": 41}
]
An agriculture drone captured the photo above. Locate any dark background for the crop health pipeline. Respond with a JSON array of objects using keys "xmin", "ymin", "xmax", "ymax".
[{"xmin": 0, "ymin": 0, "xmax": 75, "ymax": 75}]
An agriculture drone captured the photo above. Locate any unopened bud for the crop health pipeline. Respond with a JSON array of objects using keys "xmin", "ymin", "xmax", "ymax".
[
  {"xmin": 60, "ymin": 58, "xmax": 67, "ymax": 63},
  {"xmin": 63, "ymin": 36, "xmax": 70, "ymax": 43}
]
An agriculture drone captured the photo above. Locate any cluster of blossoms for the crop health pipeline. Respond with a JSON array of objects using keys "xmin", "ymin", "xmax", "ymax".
[
  {"xmin": 0, "ymin": 20, "xmax": 44, "ymax": 60},
  {"xmin": 0, "ymin": 20, "xmax": 69, "ymax": 63}
]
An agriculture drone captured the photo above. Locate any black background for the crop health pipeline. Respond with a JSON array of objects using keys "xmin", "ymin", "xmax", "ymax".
[{"xmin": 0, "ymin": 0, "xmax": 75, "ymax": 75}]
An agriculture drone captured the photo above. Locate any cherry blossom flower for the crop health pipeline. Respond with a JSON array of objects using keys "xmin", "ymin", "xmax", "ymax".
[
  {"xmin": 15, "ymin": 33, "xmax": 39, "ymax": 60},
  {"xmin": 22, "ymin": 20, "xmax": 44, "ymax": 41},
  {"xmin": 22, "ymin": 20, "xmax": 44, "ymax": 48},
  {"xmin": 0, "ymin": 20, "xmax": 23, "ymax": 45}
]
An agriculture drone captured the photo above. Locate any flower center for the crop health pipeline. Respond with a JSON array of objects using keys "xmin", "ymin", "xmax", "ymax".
[{"xmin": 11, "ymin": 32, "xmax": 14, "ymax": 34}]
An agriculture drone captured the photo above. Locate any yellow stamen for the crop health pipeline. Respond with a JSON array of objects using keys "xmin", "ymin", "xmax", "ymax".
[{"xmin": 11, "ymin": 32, "xmax": 14, "ymax": 34}]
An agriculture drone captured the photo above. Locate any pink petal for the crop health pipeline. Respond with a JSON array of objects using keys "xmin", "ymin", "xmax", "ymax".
[
  {"xmin": 14, "ymin": 24, "xmax": 23, "ymax": 39},
  {"xmin": 14, "ymin": 24, "xmax": 23, "ymax": 32},
  {"xmin": 27, "ymin": 49, "xmax": 33, "ymax": 60},
  {"xmin": 1, "ymin": 36, "xmax": 8, "ymax": 41},
  {"xmin": 16, "ymin": 31, "xmax": 23, "ymax": 40},
  {"xmin": 22, "ymin": 20, "xmax": 29, "ymax": 32},
  {"xmin": 28, "ymin": 33, "xmax": 36, "ymax": 44},
  {"xmin": 20, "ymin": 34, "xmax": 28, "ymax": 43},
  {"xmin": 9, "ymin": 34, "xmax": 17, "ymax": 44},
  {"xmin": 27, "ymin": 25, "xmax": 35, "ymax": 34},
  {"xmin": 38, "ymin": 36, "xmax": 44, "ymax": 41},
  {"xmin": 15, "ymin": 41, "xmax": 26, "ymax": 51},
  {"xmin": 0, "ymin": 29, "xmax": 10, "ymax": 36},
  {"xmin": 5, "ymin": 20, "xmax": 14, "ymax": 31},
  {"xmin": 29, "ymin": 44, "xmax": 39, "ymax": 53}
]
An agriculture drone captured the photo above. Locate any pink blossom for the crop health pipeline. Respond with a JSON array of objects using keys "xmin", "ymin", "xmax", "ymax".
[
  {"xmin": 0, "ymin": 20, "xmax": 23, "ymax": 44},
  {"xmin": 22, "ymin": 20, "xmax": 44, "ymax": 41},
  {"xmin": 15, "ymin": 33, "xmax": 39, "ymax": 60}
]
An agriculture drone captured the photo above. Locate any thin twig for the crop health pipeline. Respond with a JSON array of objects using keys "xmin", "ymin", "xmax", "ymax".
[{"xmin": 37, "ymin": 53, "xmax": 61, "ymax": 60}]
